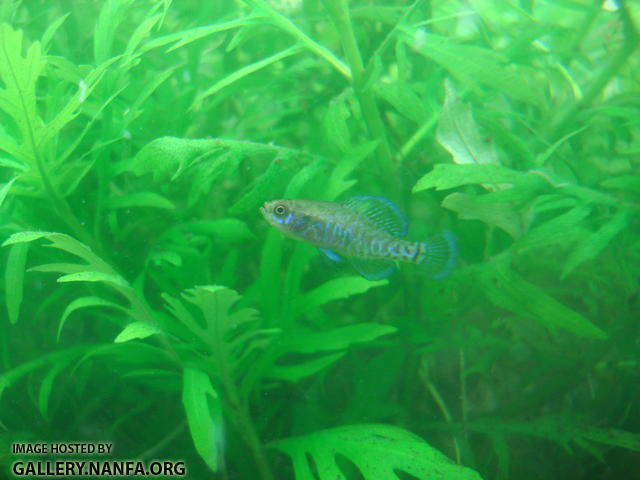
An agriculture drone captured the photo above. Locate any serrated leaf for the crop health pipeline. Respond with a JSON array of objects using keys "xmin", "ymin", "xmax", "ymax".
[
  {"xmin": 442, "ymin": 193, "xmax": 524, "ymax": 238},
  {"xmin": 294, "ymin": 276, "xmax": 388, "ymax": 315},
  {"xmin": 127, "ymin": 137, "xmax": 215, "ymax": 180},
  {"xmin": 414, "ymin": 164, "xmax": 533, "ymax": 193},
  {"xmin": 182, "ymin": 368, "xmax": 223, "ymax": 473},
  {"xmin": 436, "ymin": 80, "xmax": 498, "ymax": 167},
  {"xmin": 5, "ymin": 242, "xmax": 29, "ymax": 324},
  {"xmin": 0, "ymin": 24, "xmax": 44, "ymax": 149},
  {"xmin": 271, "ymin": 424, "xmax": 484, "ymax": 480},
  {"xmin": 114, "ymin": 322, "xmax": 160, "ymax": 343},
  {"xmin": 562, "ymin": 208, "xmax": 628, "ymax": 278}
]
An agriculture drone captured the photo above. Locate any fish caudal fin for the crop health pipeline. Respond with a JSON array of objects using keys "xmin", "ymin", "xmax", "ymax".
[{"xmin": 419, "ymin": 232, "xmax": 457, "ymax": 280}]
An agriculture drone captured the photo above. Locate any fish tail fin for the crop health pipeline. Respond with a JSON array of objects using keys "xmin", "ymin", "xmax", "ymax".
[{"xmin": 418, "ymin": 232, "xmax": 457, "ymax": 280}]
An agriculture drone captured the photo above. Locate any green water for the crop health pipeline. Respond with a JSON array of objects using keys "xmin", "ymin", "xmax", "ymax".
[{"xmin": 1, "ymin": 1, "xmax": 639, "ymax": 479}]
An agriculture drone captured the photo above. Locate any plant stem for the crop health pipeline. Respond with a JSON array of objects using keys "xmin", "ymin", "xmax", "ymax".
[
  {"xmin": 210, "ymin": 321, "xmax": 274, "ymax": 480},
  {"xmin": 322, "ymin": 0, "xmax": 395, "ymax": 179},
  {"xmin": 549, "ymin": 3, "xmax": 639, "ymax": 140},
  {"xmin": 245, "ymin": 0, "xmax": 351, "ymax": 80}
]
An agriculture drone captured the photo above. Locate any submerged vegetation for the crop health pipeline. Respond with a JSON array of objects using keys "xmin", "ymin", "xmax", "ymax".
[{"xmin": 1, "ymin": 0, "xmax": 639, "ymax": 478}]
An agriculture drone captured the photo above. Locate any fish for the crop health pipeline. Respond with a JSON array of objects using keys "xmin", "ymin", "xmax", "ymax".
[{"xmin": 260, "ymin": 195, "xmax": 457, "ymax": 280}]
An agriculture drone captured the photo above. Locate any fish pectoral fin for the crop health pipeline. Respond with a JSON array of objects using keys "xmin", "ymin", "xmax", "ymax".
[
  {"xmin": 349, "ymin": 258, "xmax": 396, "ymax": 280},
  {"xmin": 343, "ymin": 195, "xmax": 409, "ymax": 237},
  {"xmin": 319, "ymin": 247, "xmax": 344, "ymax": 263}
]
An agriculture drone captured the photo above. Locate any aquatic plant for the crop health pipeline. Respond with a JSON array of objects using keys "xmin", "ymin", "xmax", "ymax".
[{"xmin": 1, "ymin": 1, "xmax": 639, "ymax": 479}]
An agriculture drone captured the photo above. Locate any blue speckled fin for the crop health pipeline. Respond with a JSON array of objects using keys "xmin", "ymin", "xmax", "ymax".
[
  {"xmin": 343, "ymin": 195, "xmax": 408, "ymax": 237},
  {"xmin": 350, "ymin": 258, "xmax": 396, "ymax": 280},
  {"xmin": 319, "ymin": 247, "xmax": 344, "ymax": 263},
  {"xmin": 419, "ymin": 232, "xmax": 458, "ymax": 280}
]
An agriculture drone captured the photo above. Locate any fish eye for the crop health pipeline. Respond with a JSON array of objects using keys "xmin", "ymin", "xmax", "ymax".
[{"xmin": 273, "ymin": 204, "xmax": 288, "ymax": 217}]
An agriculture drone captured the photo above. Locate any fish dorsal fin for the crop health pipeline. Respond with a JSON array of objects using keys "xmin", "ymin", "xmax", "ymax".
[
  {"xmin": 343, "ymin": 195, "xmax": 408, "ymax": 237},
  {"xmin": 350, "ymin": 258, "xmax": 396, "ymax": 280}
]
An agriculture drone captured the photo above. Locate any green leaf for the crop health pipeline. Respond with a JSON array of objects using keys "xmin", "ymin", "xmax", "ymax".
[
  {"xmin": 228, "ymin": 155, "xmax": 293, "ymax": 215},
  {"xmin": 58, "ymin": 296, "xmax": 128, "ymax": 342},
  {"xmin": 513, "ymin": 205, "xmax": 591, "ymax": 253},
  {"xmin": 94, "ymin": 0, "xmax": 133, "ymax": 63},
  {"xmin": 5, "ymin": 242, "xmax": 29, "ymax": 324},
  {"xmin": 470, "ymin": 415, "xmax": 640, "ymax": 456},
  {"xmin": 562, "ymin": 208, "xmax": 628, "ymax": 278},
  {"xmin": 0, "ymin": 345, "xmax": 95, "ymax": 402},
  {"xmin": 105, "ymin": 191, "xmax": 176, "ymax": 211},
  {"xmin": 600, "ymin": 174, "xmax": 640, "ymax": 194},
  {"xmin": 37, "ymin": 360, "xmax": 71, "ymax": 421},
  {"xmin": 436, "ymin": 80, "xmax": 498, "ymax": 166},
  {"xmin": 141, "ymin": 17, "xmax": 256, "ymax": 54},
  {"xmin": 323, "ymin": 96, "xmax": 351, "ymax": 153},
  {"xmin": 167, "ymin": 286, "xmax": 274, "ymax": 393},
  {"xmin": 127, "ymin": 138, "xmax": 262, "ymax": 205},
  {"xmin": 325, "ymin": 141, "xmax": 378, "ymax": 200},
  {"xmin": 41, "ymin": 13, "xmax": 70, "ymax": 50},
  {"xmin": 182, "ymin": 367, "xmax": 223, "ymax": 473},
  {"xmin": 293, "ymin": 276, "xmax": 388, "ymax": 315},
  {"xmin": 175, "ymin": 219, "xmax": 255, "ymax": 242},
  {"xmin": 375, "ymin": 82, "xmax": 429, "ymax": 124},
  {"xmin": 409, "ymin": 31, "xmax": 538, "ymax": 105},
  {"xmin": 0, "ymin": 177, "xmax": 17, "ymax": 207},
  {"xmin": 271, "ymin": 424, "xmax": 484, "ymax": 480},
  {"xmin": 480, "ymin": 263, "xmax": 607, "ymax": 340},
  {"xmin": 442, "ymin": 193, "xmax": 524, "ymax": 238},
  {"xmin": 58, "ymin": 271, "xmax": 131, "ymax": 290},
  {"xmin": 114, "ymin": 322, "xmax": 160, "ymax": 343},
  {"xmin": 267, "ymin": 352, "xmax": 345, "ymax": 382},
  {"xmin": 414, "ymin": 164, "xmax": 533, "ymax": 192},
  {"xmin": 192, "ymin": 46, "xmax": 302, "ymax": 110},
  {"xmin": 280, "ymin": 323, "xmax": 396, "ymax": 354},
  {"xmin": 534, "ymin": 126, "xmax": 588, "ymax": 167}
]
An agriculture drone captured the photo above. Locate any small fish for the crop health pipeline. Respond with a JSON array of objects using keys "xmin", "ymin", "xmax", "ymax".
[{"xmin": 260, "ymin": 195, "xmax": 457, "ymax": 280}]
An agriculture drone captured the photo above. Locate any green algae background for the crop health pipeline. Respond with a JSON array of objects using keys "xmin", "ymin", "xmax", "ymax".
[{"xmin": 1, "ymin": 0, "xmax": 639, "ymax": 478}]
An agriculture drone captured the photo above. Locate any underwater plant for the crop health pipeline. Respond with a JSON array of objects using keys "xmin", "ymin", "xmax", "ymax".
[{"xmin": 1, "ymin": 1, "xmax": 639, "ymax": 479}]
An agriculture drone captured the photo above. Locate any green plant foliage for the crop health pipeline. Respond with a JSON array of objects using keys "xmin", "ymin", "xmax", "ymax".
[
  {"xmin": 0, "ymin": 1, "xmax": 638, "ymax": 480},
  {"xmin": 272, "ymin": 424, "xmax": 483, "ymax": 480},
  {"xmin": 182, "ymin": 367, "xmax": 224, "ymax": 473}
]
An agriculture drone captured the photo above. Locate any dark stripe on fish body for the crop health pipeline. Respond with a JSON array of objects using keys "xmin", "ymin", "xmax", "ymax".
[{"xmin": 413, "ymin": 241, "xmax": 426, "ymax": 263}]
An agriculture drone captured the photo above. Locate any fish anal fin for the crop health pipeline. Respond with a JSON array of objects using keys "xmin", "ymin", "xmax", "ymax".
[
  {"xmin": 319, "ymin": 247, "xmax": 344, "ymax": 263},
  {"xmin": 350, "ymin": 257, "xmax": 396, "ymax": 280}
]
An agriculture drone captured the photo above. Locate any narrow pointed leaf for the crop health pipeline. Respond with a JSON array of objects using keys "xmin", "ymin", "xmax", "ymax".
[
  {"xmin": 182, "ymin": 368, "xmax": 223, "ymax": 473},
  {"xmin": 5, "ymin": 242, "xmax": 29, "ymax": 324}
]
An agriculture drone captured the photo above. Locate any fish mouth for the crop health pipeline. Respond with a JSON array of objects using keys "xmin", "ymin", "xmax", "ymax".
[{"xmin": 259, "ymin": 205, "xmax": 267, "ymax": 217}]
